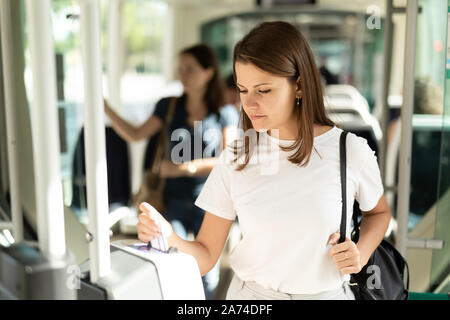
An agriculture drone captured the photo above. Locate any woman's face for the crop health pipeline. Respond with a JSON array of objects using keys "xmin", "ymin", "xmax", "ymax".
[
  {"xmin": 235, "ymin": 61, "xmax": 299, "ymax": 136},
  {"xmin": 177, "ymin": 54, "xmax": 213, "ymax": 94}
]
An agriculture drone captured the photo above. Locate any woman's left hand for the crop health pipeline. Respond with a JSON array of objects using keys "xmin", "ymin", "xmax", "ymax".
[
  {"xmin": 159, "ymin": 160, "xmax": 184, "ymax": 178},
  {"xmin": 327, "ymin": 232, "xmax": 364, "ymax": 275}
]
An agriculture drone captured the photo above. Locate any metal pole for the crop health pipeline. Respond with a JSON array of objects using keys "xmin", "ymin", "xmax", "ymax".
[
  {"xmin": 0, "ymin": 0, "xmax": 23, "ymax": 242},
  {"xmin": 107, "ymin": 0, "xmax": 122, "ymax": 112},
  {"xmin": 24, "ymin": 0, "xmax": 66, "ymax": 258},
  {"xmin": 396, "ymin": 0, "xmax": 418, "ymax": 258},
  {"xmin": 379, "ymin": 0, "xmax": 394, "ymax": 184},
  {"xmin": 163, "ymin": 3, "xmax": 175, "ymax": 82},
  {"xmin": 354, "ymin": 13, "xmax": 365, "ymax": 91},
  {"xmin": 79, "ymin": 0, "xmax": 111, "ymax": 283}
]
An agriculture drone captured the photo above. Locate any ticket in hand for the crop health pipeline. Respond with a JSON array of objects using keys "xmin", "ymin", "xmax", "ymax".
[{"xmin": 148, "ymin": 211, "xmax": 168, "ymax": 252}]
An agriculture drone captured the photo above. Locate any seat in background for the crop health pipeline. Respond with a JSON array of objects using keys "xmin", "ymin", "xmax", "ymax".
[{"xmin": 71, "ymin": 127, "xmax": 132, "ymax": 211}]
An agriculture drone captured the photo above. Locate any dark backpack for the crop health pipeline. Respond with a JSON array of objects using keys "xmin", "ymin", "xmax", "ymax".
[{"xmin": 339, "ymin": 131, "xmax": 409, "ymax": 300}]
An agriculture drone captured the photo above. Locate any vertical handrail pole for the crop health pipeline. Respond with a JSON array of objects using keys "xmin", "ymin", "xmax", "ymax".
[
  {"xmin": 79, "ymin": 0, "xmax": 111, "ymax": 283},
  {"xmin": 107, "ymin": 0, "xmax": 122, "ymax": 112},
  {"xmin": 0, "ymin": 0, "xmax": 23, "ymax": 242},
  {"xmin": 396, "ymin": 0, "xmax": 418, "ymax": 257},
  {"xmin": 379, "ymin": 0, "xmax": 394, "ymax": 184},
  {"xmin": 24, "ymin": 0, "xmax": 66, "ymax": 257}
]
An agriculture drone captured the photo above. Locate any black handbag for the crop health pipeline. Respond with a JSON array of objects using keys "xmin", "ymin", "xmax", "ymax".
[{"xmin": 339, "ymin": 131, "xmax": 410, "ymax": 300}]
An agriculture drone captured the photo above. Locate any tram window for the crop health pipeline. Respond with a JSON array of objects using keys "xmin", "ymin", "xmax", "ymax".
[
  {"xmin": 408, "ymin": 128, "xmax": 443, "ymax": 229},
  {"xmin": 389, "ymin": 115, "xmax": 448, "ymax": 230}
]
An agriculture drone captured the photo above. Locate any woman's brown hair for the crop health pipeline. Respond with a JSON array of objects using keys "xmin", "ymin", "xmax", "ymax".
[
  {"xmin": 181, "ymin": 44, "xmax": 225, "ymax": 115},
  {"xmin": 231, "ymin": 21, "xmax": 335, "ymax": 170}
]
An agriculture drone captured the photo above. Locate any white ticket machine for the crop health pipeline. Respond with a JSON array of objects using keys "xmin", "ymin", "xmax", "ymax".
[{"xmin": 78, "ymin": 239, "xmax": 205, "ymax": 300}]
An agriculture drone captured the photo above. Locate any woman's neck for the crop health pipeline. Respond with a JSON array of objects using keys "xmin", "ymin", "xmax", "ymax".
[
  {"xmin": 268, "ymin": 118, "xmax": 299, "ymax": 140},
  {"xmin": 186, "ymin": 89, "xmax": 207, "ymax": 113},
  {"xmin": 268, "ymin": 124, "xmax": 333, "ymax": 140}
]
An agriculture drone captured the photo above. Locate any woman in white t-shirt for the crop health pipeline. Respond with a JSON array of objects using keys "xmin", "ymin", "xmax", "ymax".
[{"xmin": 137, "ymin": 21, "xmax": 391, "ymax": 300}]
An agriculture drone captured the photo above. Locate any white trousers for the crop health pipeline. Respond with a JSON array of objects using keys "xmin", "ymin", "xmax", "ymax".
[{"xmin": 226, "ymin": 275, "xmax": 356, "ymax": 300}]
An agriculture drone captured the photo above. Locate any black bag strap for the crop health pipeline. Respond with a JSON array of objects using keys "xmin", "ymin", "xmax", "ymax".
[{"xmin": 339, "ymin": 131, "xmax": 349, "ymax": 244}]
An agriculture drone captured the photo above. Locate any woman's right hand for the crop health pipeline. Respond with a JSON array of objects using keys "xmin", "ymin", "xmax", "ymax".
[{"xmin": 137, "ymin": 202, "xmax": 173, "ymax": 242}]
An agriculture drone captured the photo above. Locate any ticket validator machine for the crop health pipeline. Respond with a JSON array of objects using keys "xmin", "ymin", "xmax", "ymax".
[{"xmin": 78, "ymin": 240, "xmax": 205, "ymax": 300}]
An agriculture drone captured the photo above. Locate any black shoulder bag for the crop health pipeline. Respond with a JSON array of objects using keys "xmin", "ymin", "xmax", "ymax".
[{"xmin": 339, "ymin": 131, "xmax": 410, "ymax": 300}]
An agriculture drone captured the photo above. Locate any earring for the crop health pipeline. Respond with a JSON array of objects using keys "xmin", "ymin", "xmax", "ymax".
[{"xmin": 296, "ymin": 97, "xmax": 301, "ymax": 107}]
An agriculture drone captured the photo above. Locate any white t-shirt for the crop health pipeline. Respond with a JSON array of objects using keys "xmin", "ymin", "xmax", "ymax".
[{"xmin": 194, "ymin": 126, "xmax": 384, "ymax": 294}]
